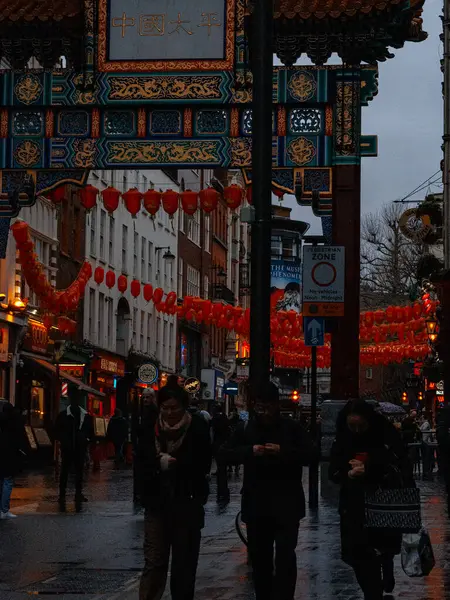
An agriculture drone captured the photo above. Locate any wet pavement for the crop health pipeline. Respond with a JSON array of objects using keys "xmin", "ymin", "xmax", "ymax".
[{"xmin": 1, "ymin": 462, "xmax": 449, "ymax": 599}]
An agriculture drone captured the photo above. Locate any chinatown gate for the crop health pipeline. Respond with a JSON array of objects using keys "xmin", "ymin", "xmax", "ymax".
[{"xmin": 0, "ymin": 0, "xmax": 426, "ymax": 397}]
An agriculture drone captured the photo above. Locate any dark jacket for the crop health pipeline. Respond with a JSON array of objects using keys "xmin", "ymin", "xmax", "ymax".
[
  {"xmin": 329, "ymin": 405, "xmax": 414, "ymax": 564},
  {"xmin": 107, "ymin": 415, "xmax": 128, "ymax": 445},
  {"xmin": 137, "ymin": 413, "xmax": 212, "ymax": 518},
  {"xmin": 0, "ymin": 403, "xmax": 24, "ymax": 477},
  {"xmin": 211, "ymin": 413, "xmax": 230, "ymax": 454},
  {"xmin": 55, "ymin": 406, "xmax": 94, "ymax": 454},
  {"xmin": 220, "ymin": 415, "xmax": 316, "ymax": 522}
]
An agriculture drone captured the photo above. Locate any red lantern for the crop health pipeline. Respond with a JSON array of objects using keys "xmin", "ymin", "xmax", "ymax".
[
  {"xmin": 101, "ymin": 186, "xmax": 121, "ymax": 213},
  {"xmin": 223, "ymin": 184, "xmax": 243, "ymax": 210},
  {"xmin": 374, "ymin": 310, "xmax": 384, "ymax": 325},
  {"xmin": 153, "ymin": 287, "xmax": 164, "ymax": 304},
  {"xmin": 143, "ymin": 189, "xmax": 161, "ymax": 217},
  {"xmin": 272, "ymin": 187, "xmax": 284, "ymax": 199},
  {"xmin": 131, "ymin": 279, "xmax": 141, "ymax": 298},
  {"xmin": 180, "ymin": 190, "xmax": 198, "ymax": 215},
  {"xmin": 80, "ymin": 185, "xmax": 99, "ymax": 211},
  {"xmin": 143, "ymin": 283, "xmax": 153, "ymax": 302},
  {"xmin": 246, "ymin": 186, "xmax": 252, "ymax": 205},
  {"xmin": 166, "ymin": 291, "xmax": 177, "ymax": 307},
  {"xmin": 105, "ymin": 270, "xmax": 116, "ymax": 289},
  {"xmin": 122, "ymin": 188, "xmax": 142, "ymax": 218},
  {"xmin": 49, "ymin": 186, "xmax": 66, "ymax": 204},
  {"xmin": 162, "ymin": 189, "xmax": 179, "ymax": 217},
  {"xmin": 118, "ymin": 275, "xmax": 128, "ymax": 294},
  {"xmin": 94, "ymin": 266, "xmax": 105, "ymax": 285},
  {"xmin": 11, "ymin": 221, "xmax": 30, "ymax": 245},
  {"xmin": 199, "ymin": 188, "xmax": 219, "ymax": 213}
]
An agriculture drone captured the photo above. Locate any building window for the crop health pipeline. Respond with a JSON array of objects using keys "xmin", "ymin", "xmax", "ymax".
[
  {"xmin": 187, "ymin": 211, "xmax": 201, "ymax": 246},
  {"xmin": 99, "ymin": 209, "xmax": 106, "ymax": 261},
  {"xmin": 133, "ymin": 307, "xmax": 138, "ymax": 347},
  {"xmin": 148, "ymin": 241, "xmax": 153, "ymax": 282},
  {"xmin": 109, "ymin": 215, "xmax": 115, "ymax": 265},
  {"xmin": 90, "ymin": 209, "xmax": 97, "ymax": 257},
  {"xmin": 141, "ymin": 237, "xmax": 146, "ymax": 280},
  {"xmin": 107, "ymin": 298, "xmax": 113, "ymax": 347},
  {"xmin": 98, "ymin": 292, "xmax": 105, "ymax": 345},
  {"xmin": 203, "ymin": 275, "xmax": 209, "ymax": 300},
  {"xmin": 140, "ymin": 310, "xmax": 145, "ymax": 351},
  {"xmin": 163, "ymin": 321, "xmax": 168, "ymax": 366},
  {"xmin": 73, "ymin": 206, "xmax": 82, "ymax": 260},
  {"xmin": 169, "ymin": 322, "xmax": 174, "ymax": 367},
  {"xmin": 89, "ymin": 288, "xmax": 96, "ymax": 340},
  {"xmin": 186, "ymin": 265, "xmax": 200, "ymax": 297},
  {"xmin": 204, "ymin": 214, "xmax": 211, "ymax": 253},
  {"xmin": 156, "ymin": 316, "xmax": 161, "ymax": 358},
  {"xmin": 365, "ymin": 368, "xmax": 373, "ymax": 380},
  {"xmin": 147, "ymin": 313, "xmax": 152, "ymax": 353},
  {"xmin": 122, "ymin": 225, "xmax": 128, "ymax": 272},
  {"xmin": 178, "ymin": 259, "xmax": 184, "ymax": 296},
  {"xmin": 133, "ymin": 232, "xmax": 139, "ymax": 277}
]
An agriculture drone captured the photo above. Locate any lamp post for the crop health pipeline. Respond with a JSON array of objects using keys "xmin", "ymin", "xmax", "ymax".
[{"xmin": 426, "ymin": 317, "xmax": 439, "ymax": 345}]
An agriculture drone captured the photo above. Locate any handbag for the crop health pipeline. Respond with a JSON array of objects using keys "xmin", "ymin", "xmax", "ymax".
[
  {"xmin": 401, "ymin": 527, "xmax": 435, "ymax": 577},
  {"xmin": 364, "ymin": 486, "xmax": 421, "ymax": 533}
]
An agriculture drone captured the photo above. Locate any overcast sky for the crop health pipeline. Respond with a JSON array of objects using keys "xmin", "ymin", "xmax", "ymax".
[{"xmin": 287, "ymin": 0, "xmax": 443, "ymax": 234}]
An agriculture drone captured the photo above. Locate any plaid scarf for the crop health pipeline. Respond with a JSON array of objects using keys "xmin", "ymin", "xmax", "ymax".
[{"xmin": 155, "ymin": 411, "xmax": 192, "ymax": 455}]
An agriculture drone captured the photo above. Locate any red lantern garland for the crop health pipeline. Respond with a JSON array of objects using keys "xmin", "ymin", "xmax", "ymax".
[
  {"xmin": 101, "ymin": 186, "xmax": 121, "ymax": 213},
  {"xmin": 118, "ymin": 275, "xmax": 128, "ymax": 294},
  {"xmin": 223, "ymin": 184, "xmax": 243, "ymax": 211},
  {"xmin": 48, "ymin": 186, "xmax": 66, "ymax": 204},
  {"xmin": 153, "ymin": 288, "xmax": 164, "ymax": 305},
  {"xmin": 122, "ymin": 188, "xmax": 142, "ymax": 218},
  {"xmin": 180, "ymin": 190, "xmax": 198, "ymax": 215},
  {"xmin": 162, "ymin": 189, "xmax": 179, "ymax": 217},
  {"xmin": 94, "ymin": 266, "xmax": 105, "ymax": 285},
  {"xmin": 131, "ymin": 279, "xmax": 141, "ymax": 298},
  {"xmin": 143, "ymin": 189, "xmax": 161, "ymax": 218},
  {"xmin": 80, "ymin": 185, "xmax": 99, "ymax": 210},
  {"xmin": 246, "ymin": 186, "xmax": 252, "ymax": 205},
  {"xmin": 105, "ymin": 270, "xmax": 116, "ymax": 289},
  {"xmin": 143, "ymin": 284, "xmax": 153, "ymax": 302},
  {"xmin": 199, "ymin": 187, "xmax": 219, "ymax": 213}
]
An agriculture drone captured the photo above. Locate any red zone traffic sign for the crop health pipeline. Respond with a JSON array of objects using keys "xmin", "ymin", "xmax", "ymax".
[{"xmin": 302, "ymin": 246, "xmax": 345, "ymax": 317}]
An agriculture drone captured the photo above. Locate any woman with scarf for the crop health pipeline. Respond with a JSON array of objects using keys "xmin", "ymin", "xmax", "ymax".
[
  {"xmin": 138, "ymin": 385, "xmax": 212, "ymax": 600},
  {"xmin": 329, "ymin": 400, "xmax": 414, "ymax": 600}
]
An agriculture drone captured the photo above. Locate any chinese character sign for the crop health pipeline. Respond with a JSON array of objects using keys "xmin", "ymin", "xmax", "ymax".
[
  {"xmin": 270, "ymin": 259, "xmax": 302, "ymax": 314},
  {"xmin": 109, "ymin": 0, "xmax": 226, "ymax": 62}
]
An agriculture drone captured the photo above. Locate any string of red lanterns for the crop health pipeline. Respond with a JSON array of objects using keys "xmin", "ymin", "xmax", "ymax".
[{"xmin": 11, "ymin": 221, "xmax": 92, "ymax": 332}]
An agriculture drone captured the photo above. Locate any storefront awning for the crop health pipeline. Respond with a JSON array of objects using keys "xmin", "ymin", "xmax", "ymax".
[{"xmin": 22, "ymin": 352, "xmax": 105, "ymax": 398}]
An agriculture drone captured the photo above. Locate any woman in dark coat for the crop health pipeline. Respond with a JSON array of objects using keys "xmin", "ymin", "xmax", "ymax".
[
  {"xmin": 329, "ymin": 400, "xmax": 414, "ymax": 600},
  {"xmin": 0, "ymin": 401, "xmax": 24, "ymax": 519}
]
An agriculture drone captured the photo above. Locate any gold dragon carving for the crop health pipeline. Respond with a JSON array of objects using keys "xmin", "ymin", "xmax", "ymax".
[
  {"xmin": 286, "ymin": 137, "xmax": 316, "ymax": 166},
  {"xmin": 14, "ymin": 74, "xmax": 43, "ymax": 105},
  {"xmin": 288, "ymin": 71, "xmax": 316, "ymax": 102},
  {"xmin": 108, "ymin": 141, "xmax": 219, "ymax": 164},
  {"xmin": 108, "ymin": 76, "xmax": 223, "ymax": 100},
  {"xmin": 14, "ymin": 140, "xmax": 41, "ymax": 167},
  {"xmin": 230, "ymin": 138, "xmax": 251, "ymax": 167}
]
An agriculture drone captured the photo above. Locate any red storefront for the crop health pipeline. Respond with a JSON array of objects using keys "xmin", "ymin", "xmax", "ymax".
[{"xmin": 90, "ymin": 351, "xmax": 125, "ymax": 417}]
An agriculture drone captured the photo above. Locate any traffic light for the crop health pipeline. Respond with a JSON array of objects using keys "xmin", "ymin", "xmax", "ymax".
[
  {"xmin": 291, "ymin": 390, "xmax": 300, "ymax": 403},
  {"xmin": 418, "ymin": 391, "xmax": 424, "ymax": 402},
  {"xmin": 402, "ymin": 391, "xmax": 408, "ymax": 404}
]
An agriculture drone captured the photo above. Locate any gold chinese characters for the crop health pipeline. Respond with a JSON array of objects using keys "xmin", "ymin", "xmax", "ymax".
[{"xmin": 111, "ymin": 11, "xmax": 222, "ymax": 38}]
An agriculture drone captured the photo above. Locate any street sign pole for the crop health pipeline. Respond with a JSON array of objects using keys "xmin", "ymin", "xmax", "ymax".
[{"xmin": 309, "ymin": 345, "xmax": 319, "ymax": 509}]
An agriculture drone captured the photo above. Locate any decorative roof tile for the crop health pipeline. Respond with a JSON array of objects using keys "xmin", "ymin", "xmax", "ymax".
[{"xmin": 0, "ymin": 0, "xmax": 81, "ymax": 22}]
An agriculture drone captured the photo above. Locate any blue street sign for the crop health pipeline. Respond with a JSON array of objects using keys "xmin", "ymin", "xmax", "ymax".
[{"xmin": 304, "ymin": 317, "xmax": 325, "ymax": 347}]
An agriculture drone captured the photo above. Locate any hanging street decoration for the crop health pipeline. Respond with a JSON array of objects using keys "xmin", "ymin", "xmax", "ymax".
[
  {"xmin": 101, "ymin": 186, "xmax": 121, "ymax": 214},
  {"xmin": 80, "ymin": 185, "xmax": 99, "ymax": 211},
  {"xmin": 122, "ymin": 188, "xmax": 143, "ymax": 218}
]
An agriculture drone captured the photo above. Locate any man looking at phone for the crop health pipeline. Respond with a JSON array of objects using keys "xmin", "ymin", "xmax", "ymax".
[{"xmin": 220, "ymin": 382, "xmax": 316, "ymax": 600}]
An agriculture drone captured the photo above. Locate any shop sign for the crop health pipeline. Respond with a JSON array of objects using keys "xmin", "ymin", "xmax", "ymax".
[
  {"xmin": 0, "ymin": 326, "xmax": 8, "ymax": 362},
  {"xmin": 92, "ymin": 353, "xmax": 125, "ymax": 377},
  {"xmin": 184, "ymin": 377, "xmax": 201, "ymax": 395},
  {"xmin": 137, "ymin": 362, "xmax": 159, "ymax": 385},
  {"xmin": 437, "ymin": 380, "xmax": 444, "ymax": 396},
  {"xmin": 60, "ymin": 365, "xmax": 84, "ymax": 378},
  {"xmin": 271, "ymin": 259, "xmax": 302, "ymax": 313},
  {"xmin": 23, "ymin": 321, "xmax": 48, "ymax": 355}
]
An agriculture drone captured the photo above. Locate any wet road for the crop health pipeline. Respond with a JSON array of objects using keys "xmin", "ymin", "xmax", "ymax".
[{"xmin": 1, "ymin": 463, "xmax": 449, "ymax": 599}]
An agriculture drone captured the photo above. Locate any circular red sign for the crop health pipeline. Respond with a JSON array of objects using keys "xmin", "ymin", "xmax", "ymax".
[{"xmin": 311, "ymin": 262, "xmax": 337, "ymax": 287}]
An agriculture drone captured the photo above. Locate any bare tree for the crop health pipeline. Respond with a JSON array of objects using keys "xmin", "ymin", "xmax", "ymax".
[{"xmin": 360, "ymin": 203, "xmax": 423, "ymax": 308}]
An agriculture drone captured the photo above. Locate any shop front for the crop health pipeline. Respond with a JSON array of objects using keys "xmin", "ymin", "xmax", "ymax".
[
  {"xmin": 0, "ymin": 307, "xmax": 27, "ymax": 404},
  {"xmin": 178, "ymin": 324, "xmax": 203, "ymax": 379},
  {"xmin": 90, "ymin": 350, "xmax": 125, "ymax": 417}
]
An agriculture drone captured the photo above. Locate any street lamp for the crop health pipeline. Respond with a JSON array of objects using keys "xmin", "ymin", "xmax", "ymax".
[
  {"xmin": 155, "ymin": 246, "xmax": 175, "ymax": 263},
  {"xmin": 426, "ymin": 317, "xmax": 439, "ymax": 344},
  {"xmin": 211, "ymin": 265, "xmax": 227, "ymax": 279}
]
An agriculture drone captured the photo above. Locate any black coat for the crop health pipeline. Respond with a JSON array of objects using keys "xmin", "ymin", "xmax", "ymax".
[
  {"xmin": 55, "ymin": 406, "xmax": 94, "ymax": 454},
  {"xmin": 137, "ymin": 413, "xmax": 212, "ymax": 520},
  {"xmin": 220, "ymin": 415, "xmax": 316, "ymax": 523},
  {"xmin": 107, "ymin": 416, "xmax": 128, "ymax": 445},
  {"xmin": 329, "ymin": 410, "xmax": 414, "ymax": 565},
  {"xmin": 0, "ymin": 406, "xmax": 24, "ymax": 477}
]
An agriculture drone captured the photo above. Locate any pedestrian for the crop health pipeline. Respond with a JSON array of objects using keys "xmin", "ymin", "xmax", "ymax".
[
  {"xmin": 55, "ymin": 388, "xmax": 94, "ymax": 505},
  {"xmin": 420, "ymin": 412, "xmax": 433, "ymax": 475},
  {"xmin": 211, "ymin": 408, "xmax": 231, "ymax": 503},
  {"xmin": 141, "ymin": 388, "xmax": 158, "ymax": 428},
  {"xmin": 220, "ymin": 382, "xmax": 316, "ymax": 600},
  {"xmin": 329, "ymin": 399, "xmax": 414, "ymax": 600},
  {"xmin": 0, "ymin": 401, "xmax": 24, "ymax": 519},
  {"xmin": 138, "ymin": 384, "xmax": 212, "ymax": 600},
  {"xmin": 107, "ymin": 408, "xmax": 128, "ymax": 464}
]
